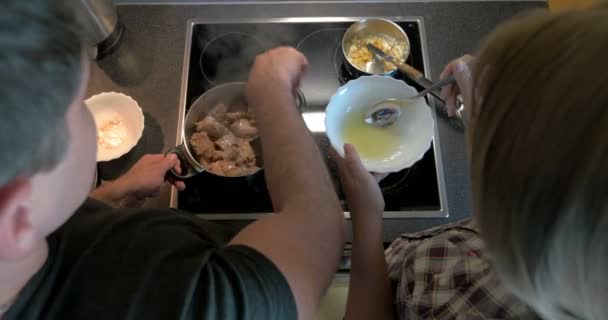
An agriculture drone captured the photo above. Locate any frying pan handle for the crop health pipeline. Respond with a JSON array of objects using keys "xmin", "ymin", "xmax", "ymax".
[{"xmin": 165, "ymin": 146, "xmax": 198, "ymax": 179}]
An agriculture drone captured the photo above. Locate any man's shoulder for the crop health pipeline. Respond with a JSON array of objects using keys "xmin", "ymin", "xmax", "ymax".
[
  {"xmin": 7, "ymin": 200, "xmax": 296, "ymax": 320},
  {"xmin": 50, "ymin": 199, "xmax": 236, "ymax": 258}
]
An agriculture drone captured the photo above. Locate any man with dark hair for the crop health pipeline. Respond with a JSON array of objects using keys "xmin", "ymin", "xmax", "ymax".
[{"xmin": 0, "ymin": 1, "xmax": 345, "ymax": 319}]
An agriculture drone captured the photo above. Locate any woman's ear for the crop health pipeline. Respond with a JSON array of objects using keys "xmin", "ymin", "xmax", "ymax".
[{"xmin": 0, "ymin": 177, "xmax": 35, "ymax": 260}]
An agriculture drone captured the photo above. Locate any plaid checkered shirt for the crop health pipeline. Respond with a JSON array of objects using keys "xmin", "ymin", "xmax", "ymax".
[{"xmin": 385, "ymin": 220, "xmax": 540, "ymax": 320}]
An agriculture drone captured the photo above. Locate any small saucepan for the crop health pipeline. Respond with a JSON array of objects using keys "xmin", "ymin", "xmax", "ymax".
[
  {"xmin": 342, "ymin": 18, "xmax": 411, "ymax": 77},
  {"xmin": 168, "ymin": 82, "xmax": 305, "ymax": 179}
]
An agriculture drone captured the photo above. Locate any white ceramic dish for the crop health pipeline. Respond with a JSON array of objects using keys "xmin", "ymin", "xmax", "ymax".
[
  {"xmin": 324, "ymin": 75, "xmax": 434, "ymax": 173},
  {"xmin": 85, "ymin": 92, "xmax": 144, "ymax": 162}
]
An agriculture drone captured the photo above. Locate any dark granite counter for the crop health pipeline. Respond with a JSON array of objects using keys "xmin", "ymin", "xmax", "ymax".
[{"xmin": 87, "ymin": 1, "xmax": 546, "ymax": 241}]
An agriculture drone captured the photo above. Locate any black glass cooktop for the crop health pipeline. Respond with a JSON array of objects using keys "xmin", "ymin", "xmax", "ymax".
[{"xmin": 177, "ymin": 20, "xmax": 441, "ymax": 215}]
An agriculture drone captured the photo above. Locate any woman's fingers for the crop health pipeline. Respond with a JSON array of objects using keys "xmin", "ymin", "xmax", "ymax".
[
  {"xmin": 446, "ymin": 84, "xmax": 459, "ymax": 116},
  {"xmin": 343, "ymin": 144, "xmax": 367, "ymax": 177},
  {"xmin": 439, "ymin": 59, "xmax": 456, "ymax": 81},
  {"xmin": 371, "ymin": 172, "xmax": 389, "ymax": 183},
  {"xmin": 329, "ymin": 146, "xmax": 352, "ymax": 186},
  {"xmin": 439, "ymin": 55, "xmax": 476, "ymax": 117}
]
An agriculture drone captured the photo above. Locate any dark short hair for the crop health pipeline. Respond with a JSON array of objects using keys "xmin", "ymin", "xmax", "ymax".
[
  {"xmin": 470, "ymin": 7, "xmax": 608, "ymax": 320},
  {"xmin": 0, "ymin": 0, "xmax": 83, "ymax": 186}
]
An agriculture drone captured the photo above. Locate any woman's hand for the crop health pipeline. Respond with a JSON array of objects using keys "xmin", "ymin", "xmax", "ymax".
[
  {"xmin": 439, "ymin": 54, "xmax": 475, "ymax": 116},
  {"xmin": 331, "ymin": 144, "xmax": 385, "ymax": 223},
  {"xmin": 337, "ymin": 144, "xmax": 395, "ymax": 320}
]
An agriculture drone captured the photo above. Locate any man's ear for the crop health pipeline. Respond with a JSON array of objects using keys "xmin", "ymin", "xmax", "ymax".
[{"xmin": 0, "ymin": 177, "xmax": 35, "ymax": 260}]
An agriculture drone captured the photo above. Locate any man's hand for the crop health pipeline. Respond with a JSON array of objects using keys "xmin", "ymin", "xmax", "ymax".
[
  {"xmin": 90, "ymin": 154, "xmax": 185, "ymax": 208},
  {"xmin": 246, "ymin": 47, "xmax": 308, "ymax": 112},
  {"xmin": 439, "ymin": 54, "xmax": 475, "ymax": 117},
  {"xmin": 331, "ymin": 144, "xmax": 384, "ymax": 223}
]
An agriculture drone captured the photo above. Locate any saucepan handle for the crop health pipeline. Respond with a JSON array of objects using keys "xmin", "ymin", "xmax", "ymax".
[{"xmin": 165, "ymin": 145, "xmax": 198, "ymax": 179}]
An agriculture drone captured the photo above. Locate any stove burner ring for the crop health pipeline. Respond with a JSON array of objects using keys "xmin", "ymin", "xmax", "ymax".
[
  {"xmin": 199, "ymin": 32, "xmax": 265, "ymax": 86},
  {"xmin": 296, "ymin": 28, "xmax": 345, "ymax": 50},
  {"xmin": 294, "ymin": 28, "xmax": 346, "ymax": 82}
]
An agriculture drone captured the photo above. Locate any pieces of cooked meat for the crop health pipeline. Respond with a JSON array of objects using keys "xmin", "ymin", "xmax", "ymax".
[
  {"xmin": 235, "ymin": 139, "xmax": 256, "ymax": 166},
  {"xmin": 214, "ymin": 133, "xmax": 240, "ymax": 162},
  {"xmin": 195, "ymin": 116, "xmax": 228, "ymax": 140},
  {"xmin": 225, "ymin": 111, "xmax": 254, "ymax": 124},
  {"xmin": 230, "ymin": 118, "xmax": 258, "ymax": 139},
  {"xmin": 206, "ymin": 160, "xmax": 237, "ymax": 175},
  {"xmin": 190, "ymin": 131, "xmax": 221, "ymax": 161},
  {"xmin": 207, "ymin": 103, "xmax": 228, "ymax": 122},
  {"xmin": 206, "ymin": 160, "xmax": 260, "ymax": 177},
  {"xmin": 189, "ymin": 101, "xmax": 259, "ymax": 177},
  {"xmin": 214, "ymin": 132, "xmax": 239, "ymax": 151},
  {"xmin": 230, "ymin": 165, "xmax": 260, "ymax": 177}
]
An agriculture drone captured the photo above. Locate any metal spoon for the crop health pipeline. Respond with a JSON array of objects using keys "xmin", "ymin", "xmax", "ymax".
[{"xmin": 364, "ymin": 75, "xmax": 456, "ymax": 128}]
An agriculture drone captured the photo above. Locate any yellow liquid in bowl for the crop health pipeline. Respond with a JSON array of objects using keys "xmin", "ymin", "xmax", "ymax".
[{"xmin": 341, "ymin": 109, "xmax": 402, "ymax": 161}]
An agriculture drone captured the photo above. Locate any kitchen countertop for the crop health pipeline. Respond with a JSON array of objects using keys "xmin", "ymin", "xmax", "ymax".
[{"xmin": 87, "ymin": 0, "xmax": 545, "ymax": 241}]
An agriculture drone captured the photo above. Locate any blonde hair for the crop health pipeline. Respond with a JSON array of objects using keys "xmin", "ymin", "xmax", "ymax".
[{"xmin": 470, "ymin": 7, "xmax": 608, "ymax": 320}]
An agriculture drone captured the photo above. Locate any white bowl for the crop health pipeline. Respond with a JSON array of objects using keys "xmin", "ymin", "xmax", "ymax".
[
  {"xmin": 324, "ymin": 75, "xmax": 434, "ymax": 173},
  {"xmin": 85, "ymin": 92, "xmax": 144, "ymax": 162}
]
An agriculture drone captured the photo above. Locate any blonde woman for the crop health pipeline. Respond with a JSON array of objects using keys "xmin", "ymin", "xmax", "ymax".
[{"xmin": 339, "ymin": 7, "xmax": 608, "ymax": 320}]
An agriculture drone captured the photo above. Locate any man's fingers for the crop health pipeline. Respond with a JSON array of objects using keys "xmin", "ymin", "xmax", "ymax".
[
  {"xmin": 290, "ymin": 48, "xmax": 308, "ymax": 91},
  {"xmin": 286, "ymin": 46, "xmax": 309, "ymax": 69},
  {"xmin": 163, "ymin": 153, "xmax": 186, "ymax": 190},
  {"xmin": 150, "ymin": 188, "xmax": 161, "ymax": 198},
  {"xmin": 162, "ymin": 153, "xmax": 180, "ymax": 171},
  {"xmin": 297, "ymin": 50, "xmax": 309, "ymax": 70},
  {"xmin": 173, "ymin": 181, "xmax": 186, "ymax": 191},
  {"xmin": 173, "ymin": 160, "xmax": 182, "ymax": 175},
  {"xmin": 165, "ymin": 174, "xmax": 186, "ymax": 191},
  {"xmin": 135, "ymin": 188, "xmax": 160, "ymax": 199},
  {"xmin": 293, "ymin": 60, "xmax": 308, "ymax": 96}
]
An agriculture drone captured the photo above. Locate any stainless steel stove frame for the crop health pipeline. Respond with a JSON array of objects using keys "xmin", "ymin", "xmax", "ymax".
[{"xmin": 171, "ymin": 17, "xmax": 449, "ymax": 220}]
